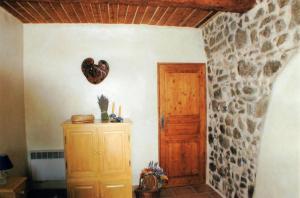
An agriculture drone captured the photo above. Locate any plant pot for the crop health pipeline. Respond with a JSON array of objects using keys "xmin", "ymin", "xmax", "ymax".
[{"xmin": 134, "ymin": 189, "xmax": 160, "ymax": 198}]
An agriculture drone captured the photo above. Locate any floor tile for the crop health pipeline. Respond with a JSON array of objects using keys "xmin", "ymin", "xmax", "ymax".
[
  {"xmin": 193, "ymin": 185, "xmax": 214, "ymax": 193},
  {"xmin": 134, "ymin": 184, "xmax": 222, "ymax": 198},
  {"xmin": 173, "ymin": 186, "xmax": 197, "ymax": 195},
  {"xmin": 161, "ymin": 188, "xmax": 176, "ymax": 197}
]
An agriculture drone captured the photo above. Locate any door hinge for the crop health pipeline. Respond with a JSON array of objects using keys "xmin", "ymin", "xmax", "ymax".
[
  {"xmin": 128, "ymin": 135, "xmax": 130, "ymax": 142},
  {"xmin": 129, "ymin": 160, "xmax": 131, "ymax": 166},
  {"xmin": 64, "ymin": 136, "xmax": 67, "ymax": 144},
  {"xmin": 65, "ymin": 160, "xmax": 68, "ymax": 169}
]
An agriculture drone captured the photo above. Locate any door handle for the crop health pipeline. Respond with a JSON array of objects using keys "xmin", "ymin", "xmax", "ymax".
[
  {"xmin": 161, "ymin": 115, "xmax": 164, "ymax": 129},
  {"xmin": 106, "ymin": 184, "xmax": 125, "ymax": 188}
]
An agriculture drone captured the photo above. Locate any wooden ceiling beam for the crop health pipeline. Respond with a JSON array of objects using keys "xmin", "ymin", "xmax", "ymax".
[
  {"xmin": 194, "ymin": 10, "xmax": 216, "ymax": 27},
  {"xmin": 124, "ymin": 5, "xmax": 137, "ymax": 24},
  {"xmin": 1, "ymin": 1, "xmax": 30, "ymax": 22},
  {"xmin": 3, "ymin": 0, "xmax": 256, "ymax": 13},
  {"xmin": 148, "ymin": 0, "xmax": 255, "ymax": 13}
]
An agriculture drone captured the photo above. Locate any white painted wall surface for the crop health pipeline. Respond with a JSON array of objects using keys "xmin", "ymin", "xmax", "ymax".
[
  {"xmin": 0, "ymin": 8, "xmax": 27, "ymax": 176},
  {"xmin": 23, "ymin": 25, "xmax": 206, "ymax": 184},
  {"xmin": 254, "ymin": 50, "xmax": 300, "ymax": 198}
]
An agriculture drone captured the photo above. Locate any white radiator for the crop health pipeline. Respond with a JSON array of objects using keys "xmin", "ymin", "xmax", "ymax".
[{"xmin": 29, "ymin": 150, "xmax": 66, "ymax": 181}]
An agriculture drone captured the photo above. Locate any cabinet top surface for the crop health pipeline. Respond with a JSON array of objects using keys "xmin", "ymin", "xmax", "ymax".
[
  {"xmin": 62, "ymin": 119, "xmax": 132, "ymax": 126},
  {"xmin": 0, "ymin": 177, "xmax": 26, "ymax": 192}
]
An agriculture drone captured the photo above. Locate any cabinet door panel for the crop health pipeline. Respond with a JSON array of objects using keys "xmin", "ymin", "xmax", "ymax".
[
  {"xmin": 99, "ymin": 126, "xmax": 130, "ymax": 177},
  {"xmin": 65, "ymin": 126, "xmax": 99, "ymax": 178},
  {"xmin": 68, "ymin": 180, "xmax": 99, "ymax": 198},
  {"xmin": 101, "ymin": 180, "xmax": 131, "ymax": 198}
]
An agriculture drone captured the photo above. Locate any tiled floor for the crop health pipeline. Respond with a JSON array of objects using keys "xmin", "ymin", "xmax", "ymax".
[
  {"xmin": 135, "ymin": 184, "xmax": 222, "ymax": 198},
  {"xmin": 28, "ymin": 184, "xmax": 221, "ymax": 198},
  {"xmin": 28, "ymin": 189, "xmax": 66, "ymax": 198}
]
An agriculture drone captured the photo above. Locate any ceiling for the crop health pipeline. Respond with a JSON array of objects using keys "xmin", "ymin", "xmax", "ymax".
[{"xmin": 0, "ymin": 0, "xmax": 256, "ymax": 28}]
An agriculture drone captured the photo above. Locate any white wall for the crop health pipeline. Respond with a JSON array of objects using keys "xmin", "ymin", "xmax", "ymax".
[
  {"xmin": 23, "ymin": 24, "xmax": 206, "ymax": 184},
  {"xmin": 0, "ymin": 7, "xmax": 27, "ymax": 176},
  {"xmin": 254, "ymin": 50, "xmax": 300, "ymax": 198}
]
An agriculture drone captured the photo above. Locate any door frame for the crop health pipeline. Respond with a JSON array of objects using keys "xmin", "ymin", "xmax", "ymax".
[{"xmin": 157, "ymin": 62, "xmax": 207, "ymax": 185}]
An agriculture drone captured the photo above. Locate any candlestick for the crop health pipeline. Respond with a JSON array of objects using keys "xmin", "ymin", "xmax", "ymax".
[
  {"xmin": 118, "ymin": 105, "xmax": 122, "ymax": 117},
  {"xmin": 112, "ymin": 102, "xmax": 115, "ymax": 114}
]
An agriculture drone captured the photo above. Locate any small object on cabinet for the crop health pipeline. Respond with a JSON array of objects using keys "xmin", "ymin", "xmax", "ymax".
[
  {"xmin": 109, "ymin": 102, "xmax": 117, "ymax": 119},
  {"xmin": 115, "ymin": 117, "xmax": 124, "ymax": 122},
  {"xmin": 71, "ymin": 114, "xmax": 95, "ymax": 124},
  {"xmin": 110, "ymin": 116, "xmax": 123, "ymax": 123},
  {"xmin": 97, "ymin": 95, "xmax": 109, "ymax": 121},
  {"xmin": 110, "ymin": 103, "xmax": 124, "ymax": 122},
  {"xmin": 0, "ymin": 154, "xmax": 13, "ymax": 185},
  {"xmin": 115, "ymin": 105, "xmax": 124, "ymax": 122}
]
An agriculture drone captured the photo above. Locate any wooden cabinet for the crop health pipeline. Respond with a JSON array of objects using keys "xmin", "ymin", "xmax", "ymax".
[
  {"xmin": 0, "ymin": 177, "xmax": 27, "ymax": 198},
  {"xmin": 63, "ymin": 121, "xmax": 132, "ymax": 198}
]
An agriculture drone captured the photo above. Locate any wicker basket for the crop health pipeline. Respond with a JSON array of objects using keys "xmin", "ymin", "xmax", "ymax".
[
  {"xmin": 135, "ymin": 175, "xmax": 160, "ymax": 198},
  {"xmin": 140, "ymin": 175, "xmax": 159, "ymax": 191},
  {"xmin": 135, "ymin": 189, "xmax": 160, "ymax": 198},
  {"xmin": 71, "ymin": 114, "xmax": 95, "ymax": 123}
]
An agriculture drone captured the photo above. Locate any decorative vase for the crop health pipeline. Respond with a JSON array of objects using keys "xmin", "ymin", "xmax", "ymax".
[
  {"xmin": 101, "ymin": 111, "xmax": 109, "ymax": 121},
  {"xmin": 98, "ymin": 95, "xmax": 109, "ymax": 121}
]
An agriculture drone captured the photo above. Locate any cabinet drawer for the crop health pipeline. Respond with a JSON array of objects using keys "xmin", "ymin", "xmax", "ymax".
[
  {"xmin": 68, "ymin": 180, "xmax": 99, "ymax": 198},
  {"xmin": 101, "ymin": 180, "xmax": 131, "ymax": 198}
]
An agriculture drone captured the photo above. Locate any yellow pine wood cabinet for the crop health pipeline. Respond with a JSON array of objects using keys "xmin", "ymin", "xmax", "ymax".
[{"xmin": 62, "ymin": 120, "xmax": 132, "ymax": 198}]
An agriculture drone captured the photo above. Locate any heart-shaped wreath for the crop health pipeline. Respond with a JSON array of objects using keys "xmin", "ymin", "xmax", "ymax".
[{"xmin": 81, "ymin": 58, "xmax": 109, "ymax": 84}]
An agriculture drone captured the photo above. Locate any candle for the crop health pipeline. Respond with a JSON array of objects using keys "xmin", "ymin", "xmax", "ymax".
[
  {"xmin": 118, "ymin": 105, "xmax": 122, "ymax": 117},
  {"xmin": 112, "ymin": 102, "xmax": 115, "ymax": 114}
]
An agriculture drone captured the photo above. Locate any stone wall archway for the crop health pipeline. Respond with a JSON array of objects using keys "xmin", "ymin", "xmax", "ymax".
[{"xmin": 202, "ymin": 0, "xmax": 300, "ymax": 197}]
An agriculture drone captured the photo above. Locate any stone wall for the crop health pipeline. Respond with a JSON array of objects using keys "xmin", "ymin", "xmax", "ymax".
[{"xmin": 202, "ymin": 0, "xmax": 300, "ymax": 197}]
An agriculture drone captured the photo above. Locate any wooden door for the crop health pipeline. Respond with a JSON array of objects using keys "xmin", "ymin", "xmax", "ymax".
[
  {"xmin": 101, "ymin": 180, "xmax": 132, "ymax": 198},
  {"xmin": 64, "ymin": 125, "xmax": 99, "ymax": 178},
  {"xmin": 68, "ymin": 180, "xmax": 99, "ymax": 198},
  {"xmin": 158, "ymin": 63, "xmax": 206, "ymax": 186},
  {"xmin": 99, "ymin": 124, "xmax": 131, "ymax": 179}
]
